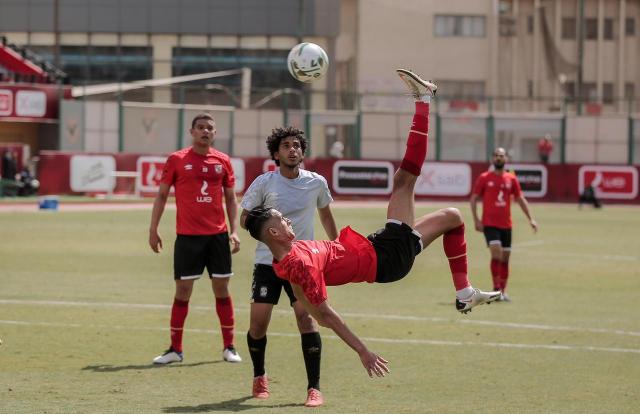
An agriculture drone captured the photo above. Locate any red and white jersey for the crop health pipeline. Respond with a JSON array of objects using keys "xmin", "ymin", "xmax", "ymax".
[
  {"xmin": 161, "ymin": 147, "xmax": 235, "ymax": 235},
  {"xmin": 272, "ymin": 226, "xmax": 377, "ymax": 306},
  {"xmin": 472, "ymin": 171, "xmax": 522, "ymax": 229}
]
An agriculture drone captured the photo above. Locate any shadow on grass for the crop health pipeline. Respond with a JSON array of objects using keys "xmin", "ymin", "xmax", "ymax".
[
  {"xmin": 82, "ymin": 360, "xmax": 221, "ymax": 372},
  {"xmin": 163, "ymin": 396, "xmax": 301, "ymax": 412}
]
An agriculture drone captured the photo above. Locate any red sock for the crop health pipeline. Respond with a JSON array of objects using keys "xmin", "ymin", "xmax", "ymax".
[
  {"xmin": 170, "ymin": 298, "xmax": 189, "ymax": 353},
  {"xmin": 491, "ymin": 259, "xmax": 502, "ymax": 290},
  {"xmin": 216, "ymin": 296, "xmax": 235, "ymax": 349},
  {"xmin": 499, "ymin": 261, "xmax": 510, "ymax": 292},
  {"xmin": 400, "ymin": 101, "xmax": 430, "ymax": 176},
  {"xmin": 443, "ymin": 224, "xmax": 470, "ymax": 290}
]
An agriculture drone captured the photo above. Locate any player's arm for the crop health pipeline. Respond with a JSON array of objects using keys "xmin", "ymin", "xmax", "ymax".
[
  {"xmin": 317, "ymin": 205, "xmax": 338, "ymax": 240},
  {"xmin": 239, "ymin": 209, "xmax": 249, "ymax": 229},
  {"xmin": 149, "ymin": 183, "xmax": 170, "ymax": 253},
  {"xmin": 291, "ymin": 284, "xmax": 389, "ymax": 378},
  {"xmin": 515, "ymin": 195, "xmax": 538, "ymax": 233},
  {"xmin": 224, "ymin": 186, "xmax": 241, "ymax": 253},
  {"xmin": 469, "ymin": 193, "xmax": 483, "ymax": 232}
]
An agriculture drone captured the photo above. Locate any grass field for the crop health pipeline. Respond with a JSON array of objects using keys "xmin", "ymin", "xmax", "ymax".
[{"xmin": 1, "ymin": 201, "xmax": 639, "ymax": 413}]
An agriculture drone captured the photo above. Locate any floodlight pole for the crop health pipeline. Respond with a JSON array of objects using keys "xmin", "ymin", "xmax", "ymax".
[
  {"xmin": 240, "ymin": 67, "xmax": 251, "ymax": 109},
  {"xmin": 577, "ymin": 0, "xmax": 585, "ymax": 115}
]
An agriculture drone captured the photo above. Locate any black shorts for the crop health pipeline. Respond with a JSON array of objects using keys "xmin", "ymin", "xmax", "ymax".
[
  {"xmin": 483, "ymin": 226, "xmax": 512, "ymax": 249},
  {"xmin": 250, "ymin": 264, "xmax": 297, "ymax": 306},
  {"xmin": 173, "ymin": 233, "xmax": 232, "ymax": 280},
  {"xmin": 368, "ymin": 220, "xmax": 423, "ymax": 284}
]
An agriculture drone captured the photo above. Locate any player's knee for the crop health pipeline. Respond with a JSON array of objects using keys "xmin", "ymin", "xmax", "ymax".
[
  {"xmin": 296, "ymin": 312, "xmax": 317, "ymax": 332},
  {"xmin": 442, "ymin": 207, "xmax": 463, "ymax": 227},
  {"xmin": 249, "ymin": 319, "xmax": 269, "ymax": 338}
]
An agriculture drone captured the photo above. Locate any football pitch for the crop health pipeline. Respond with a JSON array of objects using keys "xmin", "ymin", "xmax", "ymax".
[{"xmin": 1, "ymin": 201, "xmax": 639, "ymax": 413}]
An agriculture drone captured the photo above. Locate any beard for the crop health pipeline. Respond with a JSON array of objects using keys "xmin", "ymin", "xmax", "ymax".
[{"xmin": 493, "ymin": 161, "xmax": 505, "ymax": 170}]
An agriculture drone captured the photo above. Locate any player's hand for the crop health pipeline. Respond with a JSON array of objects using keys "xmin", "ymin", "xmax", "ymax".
[
  {"xmin": 149, "ymin": 230, "xmax": 163, "ymax": 253},
  {"xmin": 229, "ymin": 232, "xmax": 241, "ymax": 254},
  {"xmin": 530, "ymin": 219, "xmax": 538, "ymax": 233},
  {"xmin": 360, "ymin": 350, "xmax": 389, "ymax": 378},
  {"xmin": 474, "ymin": 220, "xmax": 483, "ymax": 232}
]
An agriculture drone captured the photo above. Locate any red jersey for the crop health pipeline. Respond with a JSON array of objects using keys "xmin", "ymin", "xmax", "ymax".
[
  {"xmin": 160, "ymin": 147, "xmax": 235, "ymax": 235},
  {"xmin": 272, "ymin": 226, "xmax": 377, "ymax": 306},
  {"xmin": 472, "ymin": 170, "xmax": 522, "ymax": 229}
]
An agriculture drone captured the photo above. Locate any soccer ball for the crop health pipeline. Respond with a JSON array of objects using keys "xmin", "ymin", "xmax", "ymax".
[{"xmin": 287, "ymin": 42, "xmax": 329, "ymax": 83}]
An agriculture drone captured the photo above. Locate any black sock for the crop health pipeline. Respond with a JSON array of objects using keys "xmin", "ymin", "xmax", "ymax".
[
  {"xmin": 301, "ymin": 332, "xmax": 322, "ymax": 390},
  {"xmin": 247, "ymin": 332, "xmax": 267, "ymax": 377}
]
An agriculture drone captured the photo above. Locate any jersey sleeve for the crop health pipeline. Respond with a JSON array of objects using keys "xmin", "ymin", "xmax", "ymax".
[
  {"xmin": 240, "ymin": 174, "xmax": 267, "ymax": 210},
  {"xmin": 316, "ymin": 175, "xmax": 333, "ymax": 208},
  {"xmin": 286, "ymin": 258, "xmax": 327, "ymax": 306},
  {"xmin": 472, "ymin": 174, "xmax": 485, "ymax": 196},
  {"xmin": 511, "ymin": 174, "xmax": 522, "ymax": 198},
  {"xmin": 160, "ymin": 154, "xmax": 177, "ymax": 186},
  {"xmin": 222, "ymin": 156, "xmax": 235, "ymax": 189}
]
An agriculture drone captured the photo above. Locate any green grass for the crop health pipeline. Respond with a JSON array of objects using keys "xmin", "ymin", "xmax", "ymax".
[{"xmin": 1, "ymin": 202, "xmax": 639, "ymax": 413}]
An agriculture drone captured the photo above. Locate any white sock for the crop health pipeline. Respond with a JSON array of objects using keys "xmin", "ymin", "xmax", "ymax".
[{"xmin": 456, "ymin": 286, "xmax": 474, "ymax": 300}]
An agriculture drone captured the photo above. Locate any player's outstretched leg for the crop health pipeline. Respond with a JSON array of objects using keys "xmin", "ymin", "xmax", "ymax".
[
  {"xmin": 386, "ymin": 69, "xmax": 435, "ymax": 225},
  {"xmin": 413, "ymin": 208, "xmax": 501, "ymax": 314}
]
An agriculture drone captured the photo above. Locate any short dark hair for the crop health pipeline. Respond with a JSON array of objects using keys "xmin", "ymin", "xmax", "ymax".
[
  {"xmin": 266, "ymin": 126, "xmax": 307, "ymax": 166},
  {"xmin": 244, "ymin": 206, "xmax": 275, "ymax": 241},
  {"xmin": 191, "ymin": 113, "xmax": 215, "ymax": 129}
]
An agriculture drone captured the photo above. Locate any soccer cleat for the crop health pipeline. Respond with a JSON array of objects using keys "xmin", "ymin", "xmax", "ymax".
[
  {"xmin": 252, "ymin": 375, "xmax": 270, "ymax": 399},
  {"xmin": 152, "ymin": 347, "xmax": 183, "ymax": 364},
  {"xmin": 456, "ymin": 288, "xmax": 501, "ymax": 314},
  {"xmin": 304, "ymin": 388, "xmax": 324, "ymax": 408},
  {"xmin": 222, "ymin": 346, "xmax": 242, "ymax": 363},
  {"xmin": 396, "ymin": 68, "xmax": 437, "ymax": 99},
  {"xmin": 497, "ymin": 291, "xmax": 512, "ymax": 302}
]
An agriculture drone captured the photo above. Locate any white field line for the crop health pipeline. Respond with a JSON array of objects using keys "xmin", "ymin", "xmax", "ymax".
[
  {"xmin": 1, "ymin": 298, "xmax": 639, "ymax": 338},
  {"xmin": 1, "ymin": 318, "xmax": 638, "ymax": 355}
]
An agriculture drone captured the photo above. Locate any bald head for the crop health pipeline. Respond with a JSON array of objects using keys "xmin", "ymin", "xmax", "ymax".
[{"xmin": 492, "ymin": 147, "xmax": 507, "ymax": 170}]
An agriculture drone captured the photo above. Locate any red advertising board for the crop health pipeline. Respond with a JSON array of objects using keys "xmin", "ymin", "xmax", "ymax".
[
  {"xmin": 0, "ymin": 84, "xmax": 71, "ymax": 121},
  {"xmin": 578, "ymin": 166, "xmax": 638, "ymax": 200},
  {"xmin": 136, "ymin": 156, "xmax": 167, "ymax": 193}
]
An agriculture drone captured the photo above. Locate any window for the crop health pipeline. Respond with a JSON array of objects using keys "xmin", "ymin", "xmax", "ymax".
[
  {"xmin": 527, "ymin": 15, "xmax": 534, "ymax": 34},
  {"xmin": 171, "ymin": 47, "xmax": 301, "ymax": 107},
  {"xmin": 435, "ymin": 80, "xmax": 485, "ymax": 99},
  {"xmin": 565, "ymin": 81, "xmax": 575, "ymax": 100},
  {"xmin": 29, "ymin": 45, "xmax": 152, "ymax": 85},
  {"xmin": 585, "ymin": 18, "xmax": 598, "ymax": 40},
  {"xmin": 625, "ymin": 82, "xmax": 635, "ymax": 99},
  {"xmin": 434, "ymin": 15, "xmax": 486, "ymax": 37},
  {"xmin": 603, "ymin": 82, "xmax": 614, "ymax": 104},
  {"xmin": 562, "ymin": 18, "xmax": 576, "ymax": 39},
  {"xmin": 626, "ymin": 18, "xmax": 635, "ymax": 36},
  {"xmin": 603, "ymin": 18, "xmax": 614, "ymax": 40}
]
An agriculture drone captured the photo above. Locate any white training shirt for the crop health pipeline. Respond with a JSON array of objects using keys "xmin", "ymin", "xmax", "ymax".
[{"xmin": 241, "ymin": 169, "xmax": 333, "ymax": 265}]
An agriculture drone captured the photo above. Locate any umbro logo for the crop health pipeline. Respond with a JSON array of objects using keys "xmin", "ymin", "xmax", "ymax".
[
  {"xmin": 185, "ymin": 164, "xmax": 193, "ymax": 170},
  {"xmin": 311, "ymin": 248, "xmax": 320, "ymax": 254}
]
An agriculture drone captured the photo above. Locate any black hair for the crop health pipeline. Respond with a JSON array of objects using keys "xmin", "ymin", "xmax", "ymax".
[
  {"xmin": 244, "ymin": 206, "xmax": 275, "ymax": 241},
  {"xmin": 266, "ymin": 126, "xmax": 307, "ymax": 166},
  {"xmin": 191, "ymin": 113, "xmax": 215, "ymax": 128}
]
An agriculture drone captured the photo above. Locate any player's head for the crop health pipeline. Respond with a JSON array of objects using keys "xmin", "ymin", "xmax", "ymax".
[
  {"xmin": 266, "ymin": 127, "xmax": 307, "ymax": 167},
  {"xmin": 245, "ymin": 206, "xmax": 295, "ymax": 243},
  {"xmin": 492, "ymin": 147, "xmax": 507, "ymax": 170},
  {"xmin": 190, "ymin": 113, "xmax": 217, "ymax": 147}
]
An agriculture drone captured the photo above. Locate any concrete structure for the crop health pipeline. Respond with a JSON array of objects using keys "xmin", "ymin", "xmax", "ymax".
[{"xmin": 1, "ymin": 0, "xmax": 639, "ymax": 163}]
